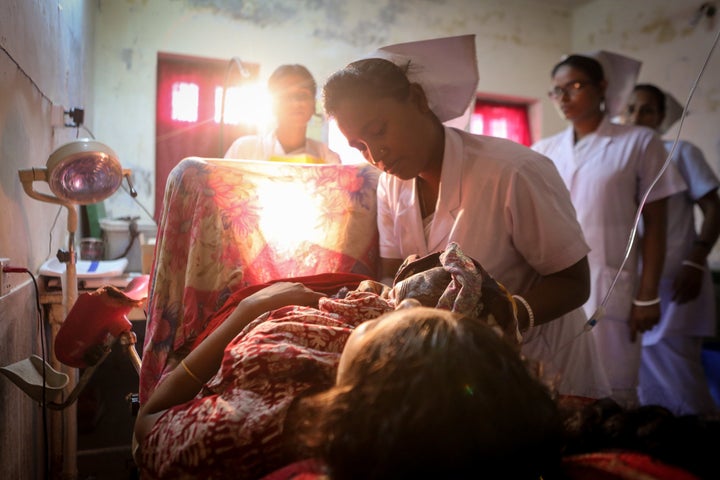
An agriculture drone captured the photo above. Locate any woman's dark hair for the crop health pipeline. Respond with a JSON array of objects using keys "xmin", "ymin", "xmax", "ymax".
[
  {"xmin": 633, "ymin": 83, "xmax": 667, "ymax": 116},
  {"xmin": 551, "ymin": 54, "xmax": 605, "ymax": 83},
  {"xmin": 291, "ymin": 308, "xmax": 563, "ymax": 480},
  {"xmin": 268, "ymin": 64, "xmax": 317, "ymax": 96},
  {"xmin": 322, "ymin": 58, "xmax": 413, "ymax": 117}
]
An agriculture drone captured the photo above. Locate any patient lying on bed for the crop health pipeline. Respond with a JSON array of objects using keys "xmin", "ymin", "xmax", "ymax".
[{"xmin": 133, "ymin": 242, "xmax": 542, "ymax": 479}]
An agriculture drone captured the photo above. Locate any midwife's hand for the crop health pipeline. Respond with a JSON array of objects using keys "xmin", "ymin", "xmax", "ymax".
[{"xmin": 629, "ymin": 303, "xmax": 660, "ymax": 342}]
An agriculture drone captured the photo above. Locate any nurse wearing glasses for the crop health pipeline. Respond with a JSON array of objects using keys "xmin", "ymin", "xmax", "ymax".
[{"xmin": 532, "ymin": 53, "xmax": 686, "ymax": 409}]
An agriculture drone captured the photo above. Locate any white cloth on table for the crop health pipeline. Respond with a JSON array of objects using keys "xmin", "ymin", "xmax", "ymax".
[
  {"xmin": 532, "ymin": 116, "xmax": 687, "ymax": 405},
  {"xmin": 377, "ymin": 126, "xmax": 611, "ymax": 399}
]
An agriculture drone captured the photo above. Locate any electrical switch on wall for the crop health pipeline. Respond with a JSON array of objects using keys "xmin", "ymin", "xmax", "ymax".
[{"xmin": 0, "ymin": 258, "xmax": 27, "ymax": 297}]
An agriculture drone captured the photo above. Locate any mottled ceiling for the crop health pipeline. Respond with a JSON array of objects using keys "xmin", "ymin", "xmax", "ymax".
[{"xmin": 187, "ymin": 0, "xmax": 594, "ymax": 48}]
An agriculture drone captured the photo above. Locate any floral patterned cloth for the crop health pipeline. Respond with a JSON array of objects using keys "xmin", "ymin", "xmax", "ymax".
[{"xmin": 139, "ymin": 158, "xmax": 380, "ymax": 403}]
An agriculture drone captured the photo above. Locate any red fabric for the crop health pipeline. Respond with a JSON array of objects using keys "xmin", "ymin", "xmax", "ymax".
[
  {"xmin": 265, "ymin": 452, "xmax": 701, "ymax": 480},
  {"xmin": 562, "ymin": 451, "xmax": 699, "ymax": 479},
  {"xmin": 191, "ymin": 272, "xmax": 372, "ymax": 349},
  {"xmin": 54, "ymin": 276, "xmax": 149, "ymax": 368},
  {"xmin": 139, "ymin": 289, "xmax": 393, "ymax": 479},
  {"xmin": 259, "ymin": 459, "xmax": 327, "ymax": 480}
]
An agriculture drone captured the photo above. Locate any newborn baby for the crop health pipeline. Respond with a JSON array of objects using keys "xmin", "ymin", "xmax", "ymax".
[{"xmin": 389, "ymin": 242, "xmax": 520, "ymax": 345}]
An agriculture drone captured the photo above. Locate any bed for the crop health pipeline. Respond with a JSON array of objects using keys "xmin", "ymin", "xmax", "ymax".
[
  {"xmin": 139, "ymin": 157, "xmax": 380, "ymax": 404},
  {"xmin": 137, "ymin": 157, "xmax": 706, "ymax": 480}
]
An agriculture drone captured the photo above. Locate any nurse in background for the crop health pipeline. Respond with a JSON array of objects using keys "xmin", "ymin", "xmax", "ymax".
[
  {"xmin": 532, "ymin": 53, "xmax": 687, "ymax": 408},
  {"xmin": 623, "ymin": 83, "xmax": 720, "ymax": 415},
  {"xmin": 224, "ymin": 64, "xmax": 340, "ymax": 164}
]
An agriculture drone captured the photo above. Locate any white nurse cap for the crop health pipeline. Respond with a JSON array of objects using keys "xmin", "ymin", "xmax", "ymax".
[
  {"xmin": 583, "ymin": 50, "xmax": 642, "ymax": 117},
  {"xmin": 659, "ymin": 89, "xmax": 684, "ymax": 134},
  {"xmin": 363, "ymin": 34, "xmax": 479, "ymax": 123}
]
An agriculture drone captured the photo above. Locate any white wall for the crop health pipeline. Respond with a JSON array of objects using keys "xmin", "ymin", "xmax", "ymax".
[
  {"xmin": 0, "ymin": 1, "xmax": 95, "ymax": 477},
  {"xmin": 91, "ymin": 0, "xmax": 577, "ymax": 218}
]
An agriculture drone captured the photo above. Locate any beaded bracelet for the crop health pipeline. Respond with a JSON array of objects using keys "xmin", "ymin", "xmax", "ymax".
[
  {"xmin": 682, "ymin": 260, "xmax": 707, "ymax": 272},
  {"xmin": 632, "ymin": 297, "xmax": 661, "ymax": 307},
  {"xmin": 511, "ymin": 294, "xmax": 534, "ymax": 331}
]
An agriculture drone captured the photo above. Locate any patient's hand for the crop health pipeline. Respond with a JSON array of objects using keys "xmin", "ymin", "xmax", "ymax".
[{"xmin": 236, "ymin": 282, "xmax": 327, "ymax": 323}]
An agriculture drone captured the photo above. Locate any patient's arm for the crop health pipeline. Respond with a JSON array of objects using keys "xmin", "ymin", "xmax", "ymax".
[{"xmin": 134, "ymin": 282, "xmax": 326, "ymax": 444}]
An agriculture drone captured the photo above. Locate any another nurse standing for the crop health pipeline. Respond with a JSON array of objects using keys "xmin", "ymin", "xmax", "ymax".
[
  {"xmin": 224, "ymin": 64, "xmax": 340, "ymax": 164},
  {"xmin": 532, "ymin": 54, "xmax": 687, "ymax": 408},
  {"xmin": 322, "ymin": 36, "xmax": 611, "ymax": 400},
  {"xmin": 623, "ymin": 83, "xmax": 720, "ymax": 415}
]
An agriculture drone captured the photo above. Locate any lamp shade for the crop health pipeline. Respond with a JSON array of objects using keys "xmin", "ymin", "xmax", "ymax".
[{"xmin": 46, "ymin": 139, "xmax": 123, "ymax": 205}]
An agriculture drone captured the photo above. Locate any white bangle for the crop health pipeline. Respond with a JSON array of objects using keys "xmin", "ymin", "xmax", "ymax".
[
  {"xmin": 632, "ymin": 297, "xmax": 661, "ymax": 307},
  {"xmin": 512, "ymin": 294, "xmax": 534, "ymax": 331},
  {"xmin": 681, "ymin": 260, "xmax": 707, "ymax": 272}
]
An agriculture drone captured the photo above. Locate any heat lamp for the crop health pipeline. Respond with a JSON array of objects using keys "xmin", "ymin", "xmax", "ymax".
[
  {"xmin": 6, "ymin": 138, "xmax": 136, "ymax": 479},
  {"xmin": 17, "ymin": 138, "xmax": 136, "ymax": 316}
]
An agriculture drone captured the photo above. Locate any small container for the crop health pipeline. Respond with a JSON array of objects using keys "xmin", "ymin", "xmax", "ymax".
[
  {"xmin": 100, "ymin": 218, "xmax": 158, "ymax": 272},
  {"xmin": 80, "ymin": 237, "xmax": 105, "ymax": 261}
]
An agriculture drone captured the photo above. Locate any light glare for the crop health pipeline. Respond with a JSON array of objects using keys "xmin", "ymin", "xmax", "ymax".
[
  {"xmin": 215, "ymin": 83, "xmax": 273, "ymax": 130},
  {"xmin": 256, "ymin": 180, "xmax": 323, "ymax": 253},
  {"xmin": 171, "ymin": 82, "xmax": 199, "ymax": 122}
]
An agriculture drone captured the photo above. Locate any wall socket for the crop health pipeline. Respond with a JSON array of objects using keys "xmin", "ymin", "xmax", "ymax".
[{"xmin": 0, "ymin": 258, "xmax": 13, "ymax": 297}]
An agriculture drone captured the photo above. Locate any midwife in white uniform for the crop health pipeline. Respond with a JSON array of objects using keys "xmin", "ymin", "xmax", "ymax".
[
  {"xmin": 225, "ymin": 64, "xmax": 340, "ymax": 164},
  {"xmin": 532, "ymin": 53, "xmax": 686, "ymax": 408},
  {"xmin": 322, "ymin": 35, "xmax": 611, "ymax": 400},
  {"xmin": 623, "ymin": 83, "xmax": 720, "ymax": 415}
]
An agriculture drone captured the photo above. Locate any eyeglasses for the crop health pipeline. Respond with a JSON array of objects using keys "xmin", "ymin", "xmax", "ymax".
[{"xmin": 547, "ymin": 81, "xmax": 593, "ymax": 99}]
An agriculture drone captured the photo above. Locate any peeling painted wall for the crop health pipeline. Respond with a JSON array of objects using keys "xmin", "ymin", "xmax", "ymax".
[{"xmin": 573, "ymin": 2, "xmax": 718, "ymax": 145}]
